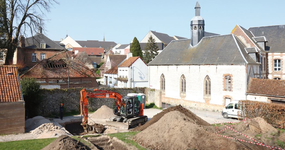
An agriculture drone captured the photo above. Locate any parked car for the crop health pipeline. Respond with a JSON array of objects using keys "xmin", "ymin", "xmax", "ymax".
[{"xmin": 222, "ymin": 101, "xmax": 243, "ymax": 119}]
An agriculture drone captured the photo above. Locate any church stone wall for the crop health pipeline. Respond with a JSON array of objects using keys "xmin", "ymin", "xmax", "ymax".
[{"xmin": 149, "ymin": 65, "xmax": 248, "ymax": 111}]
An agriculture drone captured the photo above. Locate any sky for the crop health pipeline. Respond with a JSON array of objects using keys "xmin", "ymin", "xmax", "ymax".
[{"xmin": 42, "ymin": 0, "xmax": 285, "ymax": 44}]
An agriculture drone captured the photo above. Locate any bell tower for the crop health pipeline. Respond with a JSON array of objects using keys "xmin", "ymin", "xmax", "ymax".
[{"xmin": 191, "ymin": 1, "xmax": 205, "ymax": 46}]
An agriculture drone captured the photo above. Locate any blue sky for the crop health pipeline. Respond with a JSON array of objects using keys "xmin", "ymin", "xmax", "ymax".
[{"xmin": 43, "ymin": 0, "xmax": 285, "ymax": 44}]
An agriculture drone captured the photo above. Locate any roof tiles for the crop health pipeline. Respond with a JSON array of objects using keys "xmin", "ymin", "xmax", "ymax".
[
  {"xmin": 247, "ymin": 78, "xmax": 285, "ymax": 97},
  {"xmin": 119, "ymin": 57, "xmax": 139, "ymax": 67},
  {"xmin": 0, "ymin": 66, "xmax": 23, "ymax": 102}
]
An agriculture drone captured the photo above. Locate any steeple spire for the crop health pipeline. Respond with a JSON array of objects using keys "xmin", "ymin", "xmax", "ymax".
[
  {"xmin": 190, "ymin": 1, "xmax": 204, "ymax": 46},
  {"xmin": 195, "ymin": 1, "xmax": 201, "ymax": 16}
]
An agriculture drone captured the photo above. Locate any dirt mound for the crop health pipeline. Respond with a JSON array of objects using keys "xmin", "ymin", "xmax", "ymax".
[
  {"xmin": 134, "ymin": 105, "xmax": 210, "ymax": 131},
  {"xmin": 42, "ymin": 135, "xmax": 91, "ymax": 150},
  {"xmin": 25, "ymin": 116, "xmax": 51, "ymax": 132},
  {"xmin": 89, "ymin": 105, "xmax": 116, "ymax": 120},
  {"xmin": 235, "ymin": 117, "xmax": 278, "ymax": 136},
  {"xmin": 133, "ymin": 111, "xmax": 263, "ymax": 150},
  {"xmin": 30, "ymin": 123, "xmax": 72, "ymax": 139}
]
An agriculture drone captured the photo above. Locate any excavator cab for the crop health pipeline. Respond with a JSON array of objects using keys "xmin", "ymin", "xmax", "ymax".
[{"xmin": 120, "ymin": 96, "xmax": 141, "ymax": 118}]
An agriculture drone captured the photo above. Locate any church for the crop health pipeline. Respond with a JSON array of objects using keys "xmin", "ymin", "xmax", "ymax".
[{"xmin": 148, "ymin": 1, "xmax": 266, "ymax": 110}]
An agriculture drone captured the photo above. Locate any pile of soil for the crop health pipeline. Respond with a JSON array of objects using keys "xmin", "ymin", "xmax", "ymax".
[
  {"xmin": 221, "ymin": 117, "xmax": 285, "ymax": 148},
  {"xmin": 42, "ymin": 135, "xmax": 92, "ymax": 150},
  {"xmin": 25, "ymin": 116, "xmax": 51, "ymax": 132},
  {"xmin": 133, "ymin": 105, "xmax": 210, "ymax": 131},
  {"xmin": 30, "ymin": 123, "xmax": 72, "ymax": 139},
  {"xmin": 89, "ymin": 105, "xmax": 116, "ymax": 120},
  {"xmin": 133, "ymin": 111, "xmax": 264, "ymax": 150}
]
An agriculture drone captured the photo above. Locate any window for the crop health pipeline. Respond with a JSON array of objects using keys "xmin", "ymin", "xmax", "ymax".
[
  {"xmin": 274, "ymin": 59, "xmax": 281, "ymax": 71},
  {"xmin": 204, "ymin": 75, "xmax": 211, "ymax": 98},
  {"xmin": 40, "ymin": 42, "xmax": 46, "ymax": 48},
  {"xmin": 160, "ymin": 74, "xmax": 165, "ymax": 92},
  {"xmin": 40, "ymin": 53, "xmax": 45, "ymax": 60},
  {"xmin": 274, "ymin": 77, "xmax": 281, "ymax": 80},
  {"xmin": 180, "ymin": 75, "xmax": 186, "ymax": 94},
  {"xmin": 224, "ymin": 75, "xmax": 232, "ymax": 91},
  {"xmin": 32, "ymin": 53, "xmax": 36, "ymax": 62}
]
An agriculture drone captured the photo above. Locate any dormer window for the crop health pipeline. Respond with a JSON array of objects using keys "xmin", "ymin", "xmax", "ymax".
[{"xmin": 40, "ymin": 42, "xmax": 46, "ymax": 48}]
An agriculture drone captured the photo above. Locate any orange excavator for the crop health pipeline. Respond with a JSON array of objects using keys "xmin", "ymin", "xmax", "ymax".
[{"xmin": 80, "ymin": 88, "xmax": 148, "ymax": 131}]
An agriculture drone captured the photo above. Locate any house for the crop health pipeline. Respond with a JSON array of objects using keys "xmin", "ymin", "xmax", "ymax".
[
  {"xmin": 104, "ymin": 67, "xmax": 118, "ymax": 87},
  {"xmin": 0, "ymin": 65, "xmax": 25, "ymax": 134},
  {"xmin": 13, "ymin": 31, "xmax": 65, "ymax": 71},
  {"xmin": 247, "ymin": 78, "xmax": 285, "ymax": 104},
  {"xmin": 248, "ymin": 25, "xmax": 285, "ymax": 80},
  {"xmin": 117, "ymin": 56, "xmax": 148, "ymax": 88},
  {"xmin": 20, "ymin": 51, "xmax": 98, "ymax": 89},
  {"xmin": 231, "ymin": 25, "xmax": 267, "ymax": 78},
  {"xmin": 59, "ymin": 35, "xmax": 117, "ymax": 52},
  {"xmin": 73, "ymin": 47, "xmax": 104, "ymax": 65},
  {"xmin": 73, "ymin": 51, "xmax": 96, "ymax": 69},
  {"xmin": 148, "ymin": 1, "xmax": 263, "ymax": 110},
  {"xmin": 112, "ymin": 44, "xmax": 130, "ymax": 55},
  {"xmin": 99, "ymin": 54, "xmax": 126, "ymax": 78}
]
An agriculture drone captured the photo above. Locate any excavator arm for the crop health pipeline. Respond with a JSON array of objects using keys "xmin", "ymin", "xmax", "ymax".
[{"xmin": 80, "ymin": 88, "xmax": 123, "ymax": 126}]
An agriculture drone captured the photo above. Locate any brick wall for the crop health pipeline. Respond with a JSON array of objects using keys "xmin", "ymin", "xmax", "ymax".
[{"xmin": 0, "ymin": 101, "xmax": 25, "ymax": 134}]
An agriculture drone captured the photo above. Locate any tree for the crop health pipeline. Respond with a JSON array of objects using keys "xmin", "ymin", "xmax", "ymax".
[
  {"xmin": 130, "ymin": 37, "xmax": 142, "ymax": 58},
  {"xmin": 143, "ymin": 35, "xmax": 159, "ymax": 63},
  {"xmin": 21, "ymin": 78, "xmax": 41, "ymax": 118},
  {"xmin": 0, "ymin": 0, "xmax": 58, "ymax": 65}
]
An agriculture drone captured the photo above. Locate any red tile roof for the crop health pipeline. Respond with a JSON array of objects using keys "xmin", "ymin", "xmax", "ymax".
[
  {"xmin": 73, "ymin": 47, "xmax": 104, "ymax": 55},
  {"xmin": 119, "ymin": 57, "xmax": 139, "ymax": 67},
  {"xmin": 247, "ymin": 78, "xmax": 285, "ymax": 97},
  {"xmin": 21, "ymin": 51, "xmax": 98, "ymax": 78},
  {"xmin": 105, "ymin": 67, "xmax": 118, "ymax": 74},
  {"xmin": 0, "ymin": 65, "xmax": 23, "ymax": 102}
]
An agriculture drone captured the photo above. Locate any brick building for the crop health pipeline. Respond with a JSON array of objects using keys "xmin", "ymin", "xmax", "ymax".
[{"xmin": 0, "ymin": 65, "xmax": 25, "ymax": 134}]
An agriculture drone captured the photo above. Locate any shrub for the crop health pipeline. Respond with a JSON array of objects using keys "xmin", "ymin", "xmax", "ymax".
[{"xmin": 21, "ymin": 78, "xmax": 41, "ymax": 118}]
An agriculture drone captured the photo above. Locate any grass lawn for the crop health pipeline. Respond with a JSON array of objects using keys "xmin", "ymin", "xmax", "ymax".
[{"xmin": 0, "ymin": 138, "xmax": 56, "ymax": 150}]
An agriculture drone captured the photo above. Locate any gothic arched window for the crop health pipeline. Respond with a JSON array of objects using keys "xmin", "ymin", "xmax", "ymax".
[
  {"xmin": 204, "ymin": 75, "xmax": 211, "ymax": 98},
  {"xmin": 180, "ymin": 75, "xmax": 186, "ymax": 94},
  {"xmin": 160, "ymin": 74, "xmax": 165, "ymax": 92}
]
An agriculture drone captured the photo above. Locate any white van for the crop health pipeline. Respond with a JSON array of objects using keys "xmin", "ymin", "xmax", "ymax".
[{"xmin": 222, "ymin": 101, "xmax": 243, "ymax": 119}]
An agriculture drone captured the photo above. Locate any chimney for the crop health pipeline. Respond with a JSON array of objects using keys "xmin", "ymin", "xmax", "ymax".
[
  {"xmin": 38, "ymin": 26, "xmax": 42, "ymax": 34},
  {"xmin": 19, "ymin": 35, "xmax": 25, "ymax": 48}
]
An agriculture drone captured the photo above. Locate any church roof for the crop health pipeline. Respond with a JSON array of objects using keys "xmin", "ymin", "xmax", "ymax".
[
  {"xmin": 148, "ymin": 34, "xmax": 258, "ymax": 66},
  {"xmin": 249, "ymin": 25, "xmax": 285, "ymax": 53}
]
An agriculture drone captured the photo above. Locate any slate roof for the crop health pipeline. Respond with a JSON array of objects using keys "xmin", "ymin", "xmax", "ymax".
[
  {"xmin": 204, "ymin": 31, "xmax": 219, "ymax": 37},
  {"xmin": 0, "ymin": 65, "xmax": 23, "ymax": 102},
  {"xmin": 73, "ymin": 47, "xmax": 104, "ymax": 55},
  {"xmin": 249, "ymin": 25, "xmax": 285, "ymax": 53},
  {"xmin": 117, "ymin": 44, "xmax": 129, "ymax": 49},
  {"xmin": 238, "ymin": 25, "xmax": 265, "ymax": 52},
  {"xmin": 25, "ymin": 33, "xmax": 64, "ymax": 49},
  {"xmin": 21, "ymin": 51, "xmax": 98, "ymax": 79},
  {"xmin": 140, "ymin": 43, "xmax": 164, "ymax": 50},
  {"xmin": 119, "ymin": 57, "xmax": 140, "ymax": 67},
  {"xmin": 76, "ymin": 40, "xmax": 117, "ymax": 50},
  {"xmin": 149, "ymin": 34, "xmax": 258, "ymax": 66},
  {"xmin": 151, "ymin": 31, "xmax": 176, "ymax": 44},
  {"xmin": 247, "ymin": 78, "xmax": 285, "ymax": 97}
]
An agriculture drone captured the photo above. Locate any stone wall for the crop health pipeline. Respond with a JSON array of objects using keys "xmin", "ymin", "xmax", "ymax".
[{"xmin": 37, "ymin": 87, "xmax": 145, "ymax": 117}]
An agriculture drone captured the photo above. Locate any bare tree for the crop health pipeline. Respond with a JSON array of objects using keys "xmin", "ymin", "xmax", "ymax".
[{"xmin": 0, "ymin": 0, "xmax": 58, "ymax": 65}]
